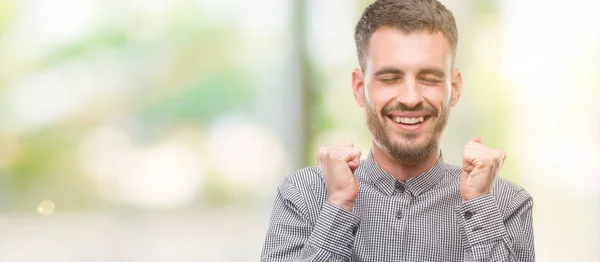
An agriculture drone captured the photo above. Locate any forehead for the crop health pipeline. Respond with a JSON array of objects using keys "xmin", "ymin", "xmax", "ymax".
[{"xmin": 366, "ymin": 27, "xmax": 452, "ymax": 73}]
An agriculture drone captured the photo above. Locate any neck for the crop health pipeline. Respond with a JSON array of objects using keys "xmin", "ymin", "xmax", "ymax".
[{"xmin": 371, "ymin": 142, "xmax": 441, "ymax": 182}]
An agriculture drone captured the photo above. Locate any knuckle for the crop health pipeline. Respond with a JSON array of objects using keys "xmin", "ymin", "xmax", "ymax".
[
  {"xmin": 494, "ymin": 150, "xmax": 505, "ymax": 160},
  {"xmin": 499, "ymin": 150, "xmax": 506, "ymax": 158},
  {"xmin": 318, "ymin": 146, "xmax": 326, "ymax": 155}
]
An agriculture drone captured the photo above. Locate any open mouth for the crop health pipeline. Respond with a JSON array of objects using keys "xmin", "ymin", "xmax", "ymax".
[
  {"xmin": 388, "ymin": 116, "xmax": 431, "ymax": 125},
  {"xmin": 392, "ymin": 116, "xmax": 425, "ymax": 125},
  {"xmin": 386, "ymin": 114, "xmax": 432, "ymax": 131}
]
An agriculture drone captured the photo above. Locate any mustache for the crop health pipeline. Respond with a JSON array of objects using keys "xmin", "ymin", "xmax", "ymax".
[{"xmin": 381, "ymin": 103, "xmax": 438, "ymax": 117}]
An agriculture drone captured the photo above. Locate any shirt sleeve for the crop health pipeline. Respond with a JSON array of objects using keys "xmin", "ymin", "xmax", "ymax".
[
  {"xmin": 261, "ymin": 176, "xmax": 361, "ymax": 262},
  {"xmin": 455, "ymin": 190, "xmax": 535, "ymax": 262}
]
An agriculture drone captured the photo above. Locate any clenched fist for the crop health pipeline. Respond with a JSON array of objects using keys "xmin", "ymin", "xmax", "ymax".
[
  {"xmin": 317, "ymin": 142, "xmax": 362, "ymax": 211},
  {"xmin": 460, "ymin": 136, "xmax": 507, "ymax": 201}
]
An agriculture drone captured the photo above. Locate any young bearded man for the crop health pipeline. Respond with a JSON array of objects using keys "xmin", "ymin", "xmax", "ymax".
[{"xmin": 261, "ymin": 0, "xmax": 535, "ymax": 261}]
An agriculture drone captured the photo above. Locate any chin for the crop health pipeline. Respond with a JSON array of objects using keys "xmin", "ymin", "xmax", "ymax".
[{"xmin": 393, "ymin": 131, "xmax": 437, "ymax": 149}]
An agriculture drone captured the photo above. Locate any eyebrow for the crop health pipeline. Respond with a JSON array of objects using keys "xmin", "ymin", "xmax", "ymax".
[
  {"xmin": 373, "ymin": 67, "xmax": 403, "ymax": 77},
  {"xmin": 418, "ymin": 68, "xmax": 447, "ymax": 79}
]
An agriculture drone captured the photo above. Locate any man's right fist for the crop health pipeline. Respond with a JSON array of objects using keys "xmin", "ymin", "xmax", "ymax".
[{"xmin": 317, "ymin": 142, "xmax": 362, "ymax": 211}]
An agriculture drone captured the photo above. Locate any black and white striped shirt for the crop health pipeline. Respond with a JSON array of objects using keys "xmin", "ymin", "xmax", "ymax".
[{"xmin": 261, "ymin": 151, "xmax": 534, "ymax": 261}]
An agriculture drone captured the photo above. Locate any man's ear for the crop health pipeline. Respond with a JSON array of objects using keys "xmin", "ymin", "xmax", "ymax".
[
  {"xmin": 352, "ymin": 68, "xmax": 365, "ymax": 107},
  {"xmin": 450, "ymin": 68, "xmax": 462, "ymax": 107}
]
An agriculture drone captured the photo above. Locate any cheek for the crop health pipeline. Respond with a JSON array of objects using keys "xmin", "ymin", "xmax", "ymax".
[
  {"xmin": 423, "ymin": 87, "xmax": 450, "ymax": 110},
  {"xmin": 364, "ymin": 86, "xmax": 381, "ymax": 111},
  {"xmin": 366, "ymin": 85, "xmax": 397, "ymax": 110}
]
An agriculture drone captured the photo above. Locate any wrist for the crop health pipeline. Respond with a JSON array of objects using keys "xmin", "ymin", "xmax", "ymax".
[
  {"xmin": 328, "ymin": 197, "xmax": 355, "ymax": 211},
  {"xmin": 462, "ymin": 191, "xmax": 490, "ymax": 201}
]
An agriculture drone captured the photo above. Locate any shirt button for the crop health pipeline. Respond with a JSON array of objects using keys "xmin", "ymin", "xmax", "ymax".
[
  {"xmin": 464, "ymin": 211, "xmax": 474, "ymax": 220},
  {"xmin": 395, "ymin": 181, "xmax": 405, "ymax": 193},
  {"xmin": 352, "ymin": 227, "xmax": 358, "ymax": 236},
  {"xmin": 395, "ymin": 210, "xmax": 403, "ymax": 219}
]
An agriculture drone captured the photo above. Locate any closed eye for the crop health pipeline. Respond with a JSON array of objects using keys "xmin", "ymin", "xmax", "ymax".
[
  {"xmin": 420, "ymin": 78, "xmax": 442, "ymax": 85},
  {"xmin": 380, "ymin": 77, "xmax": 400, "ymax": 83}
]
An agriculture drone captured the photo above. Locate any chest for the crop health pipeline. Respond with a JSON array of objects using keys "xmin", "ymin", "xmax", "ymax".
[{"xmin": 350, "ymin": 188, "xmax": 465, "ymax": 261}]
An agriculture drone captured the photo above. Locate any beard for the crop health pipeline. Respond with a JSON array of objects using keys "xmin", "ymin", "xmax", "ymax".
[{"xmin": 365, "ymin": 100, "xmax": 450, "ymax": 165}]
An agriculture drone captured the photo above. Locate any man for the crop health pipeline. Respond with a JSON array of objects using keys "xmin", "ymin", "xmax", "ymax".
[{"xmin": 261, "ymin": 0, "xmax": 534, "ymax": 261}]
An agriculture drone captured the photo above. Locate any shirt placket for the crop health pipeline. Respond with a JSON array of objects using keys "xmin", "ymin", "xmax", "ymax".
[{"xmin": 391, "ymin": 181, "xmax": 414, "ymax": 261}]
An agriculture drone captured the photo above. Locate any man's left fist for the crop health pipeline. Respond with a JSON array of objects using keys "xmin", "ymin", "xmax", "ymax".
[{"xmin": 459, "ymin": 136, "xmax": 506, "ymax": 201}]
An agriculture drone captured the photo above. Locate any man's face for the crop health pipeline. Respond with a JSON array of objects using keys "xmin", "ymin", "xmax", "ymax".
[{"xmin": 352, "ymin": 27, "xmax": 462, "ymax": 164}]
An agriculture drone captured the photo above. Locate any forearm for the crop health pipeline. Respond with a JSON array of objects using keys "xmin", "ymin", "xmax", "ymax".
[
  {"xmin": 263, "ymin": 202, "xmax": 360, "ymax": 261},
  {"xmin": 262, "ymin": 177, "xmax": 360, "ymax": 262},
  {"xmin": 457, "ymin": 192, "xmax": 534, "ymax": 262},
  {"xmin": 304, "ymin": 202, "xmax": 360, "ymax": 260}
]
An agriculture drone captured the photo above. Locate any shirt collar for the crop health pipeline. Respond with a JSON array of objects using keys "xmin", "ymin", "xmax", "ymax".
[{"xmin": 358, "ymin": 150, "xmax": 447, "ymax": 197}]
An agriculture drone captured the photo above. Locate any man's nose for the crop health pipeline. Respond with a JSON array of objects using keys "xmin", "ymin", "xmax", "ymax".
[{"xmin": 396, "ymin": 78, "xmax": 423, "ymax": 108}]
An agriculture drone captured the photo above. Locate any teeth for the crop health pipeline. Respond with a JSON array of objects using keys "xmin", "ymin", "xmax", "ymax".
[{"xmin": 393, "ymin": 116, "xmax": 424, "ymax": 124}]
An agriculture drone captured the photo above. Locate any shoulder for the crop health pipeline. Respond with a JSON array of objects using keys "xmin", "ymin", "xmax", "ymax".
[
  {"xmin": 283, "ymin": 166, "xmax": 323, "ymax": 186},
  {"xmin": 277, "ymin": 166, "xmax": 328, "ymax": 201},
  {"xmin": 280, "ymin": 166, "xmax": 325, "ymax": 191},
  {"xmin": 492, "ymin": 176, "xmax": 533, "ymax": 207}
]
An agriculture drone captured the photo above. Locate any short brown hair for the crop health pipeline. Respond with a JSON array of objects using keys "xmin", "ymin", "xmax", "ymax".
[{"xmin": 354, "ymin": 0, "xmax": 458, "ymax": 70}]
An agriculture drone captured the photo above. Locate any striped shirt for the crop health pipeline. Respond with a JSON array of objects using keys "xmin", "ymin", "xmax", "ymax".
[{"xmin": 261, "ymin": 151, "xmax": 534, "ymax": 261}]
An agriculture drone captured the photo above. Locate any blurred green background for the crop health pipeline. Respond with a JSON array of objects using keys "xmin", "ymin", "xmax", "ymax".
[{"xmin": 0, "ymin": 0, "xmax": 598, "ymax": 261}]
